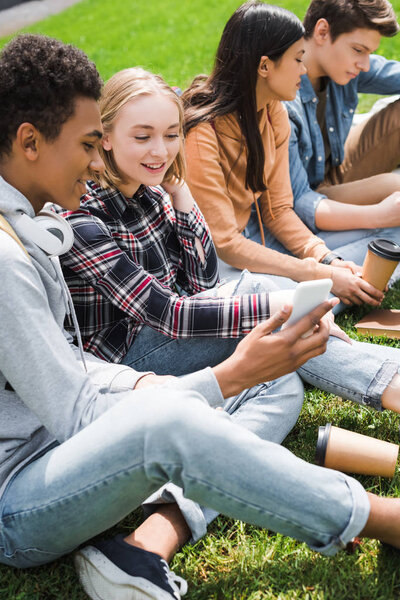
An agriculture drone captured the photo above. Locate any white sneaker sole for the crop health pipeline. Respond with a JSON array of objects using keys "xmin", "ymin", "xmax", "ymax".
[{"xmin": 74, "ymin": 546, "xmax": 178, "ymax": 600}]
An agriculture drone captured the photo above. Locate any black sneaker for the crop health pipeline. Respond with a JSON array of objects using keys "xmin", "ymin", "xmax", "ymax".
[{"xmin": 74, "ymin": 534, "xmax": 188, "ymax": 600}]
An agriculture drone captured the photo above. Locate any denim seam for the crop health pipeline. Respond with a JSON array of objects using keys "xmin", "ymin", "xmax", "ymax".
[
  {"xmin": 167, "ymin": 472, "xmax": 347, "ymax": 541},
  {"xmin": 298, "ymin": 368, "xmax": 362, "ymax": 402},
  {"xmin": 363, "ymin": 360, "xmax": 399, "ymax": 411},
  {"xmin": 3, "ymin": 459, "xmax": 354, "ymax": 551},
  {"xmin": 127, "ymin": 337, "xmax": 174, "ymax": 363},
  {"xmin": 1, "ymin": 460, "xmax": 148, "ymax": 521},
  {"xmin": 2, "ymin": 545, "xmax": 63, "ymax": 559}
]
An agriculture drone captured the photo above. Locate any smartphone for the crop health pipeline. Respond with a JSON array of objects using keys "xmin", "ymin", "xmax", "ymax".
[{"xmin": 284, "ymin": 279, "xmax": 333, "ymax": 332}]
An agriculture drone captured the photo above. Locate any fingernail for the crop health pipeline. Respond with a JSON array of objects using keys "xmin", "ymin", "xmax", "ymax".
[{"xmin": 281, "ymin": 305, "xmax": 290, "ymax": 313}]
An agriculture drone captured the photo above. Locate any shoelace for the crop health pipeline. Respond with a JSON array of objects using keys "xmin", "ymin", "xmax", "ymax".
[{"xmin": 161, "ymin": 560, "xmax": 188, "ymax": 598}]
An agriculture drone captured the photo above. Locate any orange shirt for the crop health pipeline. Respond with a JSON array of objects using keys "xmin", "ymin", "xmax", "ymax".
[{"xmin": 185, "ymin": 100, "xmax": 332, "ymax": 281}]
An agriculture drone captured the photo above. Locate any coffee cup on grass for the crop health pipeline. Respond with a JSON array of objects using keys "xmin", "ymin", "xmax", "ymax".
[{"xmin": 315, "ymin": 423, "xmax": 399, "ymax": 478}]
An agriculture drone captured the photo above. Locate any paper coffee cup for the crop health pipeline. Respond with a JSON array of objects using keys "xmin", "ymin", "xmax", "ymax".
[
  {"xmin": 315, "ymin": 423, "xmax": 399, "ymax": 478},
  {"xmin": 362, "ymin": 238, "xmax": 400, "ymax": 291}
]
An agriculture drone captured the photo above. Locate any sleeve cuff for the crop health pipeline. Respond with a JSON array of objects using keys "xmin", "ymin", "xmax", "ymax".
[
  {"xmin": 173, "ymin": 366, "xmax": 225, "ymax": 408},
  {"xmin": 294, "ymin": 190, "xmax": 326, "ymax": 233},
  {"xmin": 77, "ymin": 349, "xmax": 154, "ymax": 391},
  {"xmin": 175, "ymin": 203, "xmax": 211, "ymax": 242}
]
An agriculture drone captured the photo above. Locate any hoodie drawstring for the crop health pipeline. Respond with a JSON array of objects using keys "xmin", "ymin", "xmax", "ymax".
[
  {"xmin": 253, "ymin": 196, "xmax": 266, "ymax": 247},
  {"xmin": 51, "ymin": 257, "xmax": 87, "ymax": 372}
]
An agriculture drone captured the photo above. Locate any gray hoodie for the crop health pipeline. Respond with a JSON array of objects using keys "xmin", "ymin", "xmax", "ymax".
[{"xmin": 0, "ymin": 176, "xmax": 223, "ymax": 498}]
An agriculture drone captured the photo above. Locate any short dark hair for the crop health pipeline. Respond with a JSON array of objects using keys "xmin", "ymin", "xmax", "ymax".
[
  {"xmin": 303, "ymin": 0, "xmax": 399, "ymax": 41},
  {"xmin": 183, "ymin": 1, "xmax": 304, "ymax": 193},
  {"xmin": 0, "ymin": 34, "xmax": 102, "ymax": 158}
]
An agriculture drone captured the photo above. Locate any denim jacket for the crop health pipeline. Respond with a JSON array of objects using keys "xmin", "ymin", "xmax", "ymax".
[{"xmin": 285, "ymin": 54, "xmax": 400, "ymax": 232}]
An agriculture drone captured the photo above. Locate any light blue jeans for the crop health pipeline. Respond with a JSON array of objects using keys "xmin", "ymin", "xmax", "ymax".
[
  {"xmin": 123, "ymin": 270, "xmax": 399, "ymax": 413},
  {"xmin": 0, "ymin": 383, "xmax": 370, "ymax": 569}
]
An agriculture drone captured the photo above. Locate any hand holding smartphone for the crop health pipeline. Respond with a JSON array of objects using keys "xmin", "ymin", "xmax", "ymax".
[{"xmin": 283, "ymin": 279, "xmax": 333, "ymax": 337}]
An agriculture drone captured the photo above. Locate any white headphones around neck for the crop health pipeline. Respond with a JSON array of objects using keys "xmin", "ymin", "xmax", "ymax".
[{"xmin": 15, "ymin": 209, "xmax": 74, "ymax": 257}]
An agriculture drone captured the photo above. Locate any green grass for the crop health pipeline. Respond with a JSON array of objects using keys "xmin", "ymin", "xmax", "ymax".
[{"xmin": 2, "ymin": 0, "xmax": 400, "ymax": 598}]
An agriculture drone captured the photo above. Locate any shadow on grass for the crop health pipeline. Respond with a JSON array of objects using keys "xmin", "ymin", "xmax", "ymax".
[{"xmin": 174, "ymin": 519, "xmax": 400, "ymax": 599}]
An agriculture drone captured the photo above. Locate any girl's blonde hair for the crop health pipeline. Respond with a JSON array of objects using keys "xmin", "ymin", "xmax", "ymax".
[{"xmin": 96, "ymin": 67, "xmax": 185, "ymax": 190}]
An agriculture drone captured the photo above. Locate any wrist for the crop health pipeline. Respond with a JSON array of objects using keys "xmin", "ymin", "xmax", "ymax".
[
  {"xmin": 134, "ymin": 372, "xmax": 156, "ymax": 389},
  {"xmin": 320, "ymin": 252, "xmax": 343, "ymax": 265},
  {"xmin": 212, "ymin": 361, "xmax": 245, "ymax": 399},
  {"xmin": 330, "ymin": 258, "xmax": 345, "ymax": 268}
]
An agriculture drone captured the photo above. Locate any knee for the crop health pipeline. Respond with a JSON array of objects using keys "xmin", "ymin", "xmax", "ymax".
[
  {"xmin": 378, "ymin": 172, "xmax": 400, "ymax": 193},
  {"xmin": 145, "ymin": 389, "xmax": 217, "ymax": 441},
  {"xmin": 233, "ymin": 270, "xmax": 280, "ymax": 294}
]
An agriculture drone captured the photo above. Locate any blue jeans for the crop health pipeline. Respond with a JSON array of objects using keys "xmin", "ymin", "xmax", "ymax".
[
  {"xmin": 123, "ymin": 270, "xmax": 399, "ymax": 412},
  {"xmin": 123, "ymin": 267, "xmax": 399, "ymax": 541},
  {"xmin": 217, "ymin": 206, "xmax": 400, "ymax": 312},
  {"xmin": 0, "ymin": 383, "xmax": 370, "ymax": 568}
]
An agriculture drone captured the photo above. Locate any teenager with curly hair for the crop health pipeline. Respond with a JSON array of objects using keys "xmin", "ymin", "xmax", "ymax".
[{"xmin": 2, "ymin": 32, "xmax": 400, "ymax": 600}]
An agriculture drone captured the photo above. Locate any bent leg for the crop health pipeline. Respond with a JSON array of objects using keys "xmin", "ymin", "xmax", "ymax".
[
  {"xmin": 298, "ymin": 337, "xmax": 400, "ymax": 410},
  {"xmin": 329, "ymin": 98, "xmax": 400, "ymax": 185},
  {"xmin": 144, "ymin": 369, "xmax": 305, "ymax": 541},
  {"xmin": 0, "ymin": 388, "xmax": 369, "ymax": 569}
]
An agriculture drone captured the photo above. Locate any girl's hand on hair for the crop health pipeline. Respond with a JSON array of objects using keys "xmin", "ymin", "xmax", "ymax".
[
  {"xmin": 163, "ymin": 178, "xmax": 206, "ymax": 262},
  {"xmin": 163, "ymin": 179, "xmax": 195, "ymax": 213}
]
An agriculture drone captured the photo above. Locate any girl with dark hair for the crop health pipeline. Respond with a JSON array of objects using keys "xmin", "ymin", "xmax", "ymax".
[{"xmin": 184, "ymin": 0, "xmax": 392, "ymax": 308}]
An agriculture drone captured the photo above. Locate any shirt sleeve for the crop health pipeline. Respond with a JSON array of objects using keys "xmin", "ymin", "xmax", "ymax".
[
  {"xmin": 259, "ymin": 103, "xmax": 330, "ymax": 263},
  {"xmin": 62, "ymin": 210, "xmax": 270, "ymax": 338},
  {"xmin": 185, "ymin": 119, "xmax": 330, "ymax": 281},
  {"xmin": 172, "ymin": 200, "xmax": 219, "ymax": 293},
  {"xmin": 0, "ymin": 232, "xmax": 146, "ymax": 443},
  {"xmin": 287, "ymin": 116, "xmax": 328, "ymax": 232},
  {"xmin": 358, "ymin": 54, "xmax": 400, "ymax": 94}
]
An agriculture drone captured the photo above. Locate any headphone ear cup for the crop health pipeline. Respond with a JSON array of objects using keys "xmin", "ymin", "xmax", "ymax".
[{"xmin": 16, "ymin": 211, "xmax": 74, "ymax": 257}]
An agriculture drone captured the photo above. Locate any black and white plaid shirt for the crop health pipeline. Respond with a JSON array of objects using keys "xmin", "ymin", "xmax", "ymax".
[{"xmin": 57, "ymin": 181, "xmax": 270, "ymax": 363}]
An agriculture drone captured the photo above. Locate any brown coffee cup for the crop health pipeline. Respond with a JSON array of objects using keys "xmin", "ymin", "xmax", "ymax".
[
  {"xmin": 362, "ymin": 238, "xmax": 400, "ymax": 291},
  {"xmin": 315, "ymin": 423, "xmax": 399, "ymax": 478}
]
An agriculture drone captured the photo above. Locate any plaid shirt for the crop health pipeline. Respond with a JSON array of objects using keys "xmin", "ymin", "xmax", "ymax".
[{"xmin": 57, "ymin": 182, "xmax": 270, "ymax": 363}]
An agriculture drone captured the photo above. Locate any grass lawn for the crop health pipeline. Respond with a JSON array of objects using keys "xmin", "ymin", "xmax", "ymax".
[{"xmin": 2, "ymin": 0, "xmax": 400, "ymax": 598}]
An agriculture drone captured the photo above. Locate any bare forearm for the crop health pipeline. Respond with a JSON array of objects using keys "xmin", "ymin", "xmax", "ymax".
[
  {"xmin": 315, "ymin": 199, "xmax": 380, "ymax": 230},
  {"xmin": 318, "ymin": 172, "xmax": 400, "ymax": 206}
]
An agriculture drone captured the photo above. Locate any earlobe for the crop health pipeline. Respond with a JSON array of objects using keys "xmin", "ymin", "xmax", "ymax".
[
  {"xmin": 16, "ymin": 123, "xmax": 40, "ymax": 161},
  {"xmin": 258, "ymin": 56, "xmax": 270, "ymax": 78}
]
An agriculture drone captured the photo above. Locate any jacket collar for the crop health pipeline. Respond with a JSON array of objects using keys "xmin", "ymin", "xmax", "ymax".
[{"xmin": 299, "ymin": 73, "xmax": 319, "ymax": 103}]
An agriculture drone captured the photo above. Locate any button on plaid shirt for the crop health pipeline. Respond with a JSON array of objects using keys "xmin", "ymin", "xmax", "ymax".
[{"xmin": 57, "ymin": 182, "xmax": 270, "ymax": 363}]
